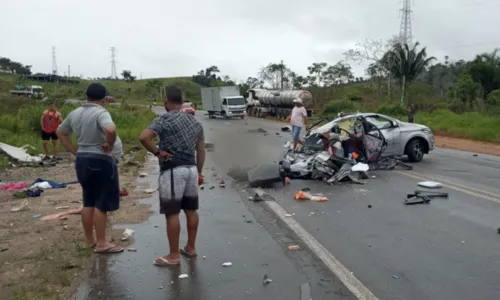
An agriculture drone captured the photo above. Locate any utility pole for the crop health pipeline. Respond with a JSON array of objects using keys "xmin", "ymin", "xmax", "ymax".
[
  {"xmin": 68, "ymin": 65, "xmax": 70, "ymax": 78},
  {"xmin": 398, "ymin": 0, "xmax": 413, "ymax": 105},
  {"xmin": 110, "ymin": 47, "xmax": 117, "ymax": 79},
  {"xmin": 52, "ymin": 46, "xmax": 58, "ymax": 75},
  {"xmin": 280, "ymin": 60, "xmax": 284, "ymax": 90},
  {"xmin": 399, "ymin": 0, "xmax": 413, "ymax": 46}
]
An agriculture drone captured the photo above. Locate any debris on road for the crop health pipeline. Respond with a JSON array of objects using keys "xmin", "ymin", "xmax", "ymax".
[
  {"xmin": 262, "ymin": 274, "xmax": 273, "ymax": 285},
  {"xmin": 121, "ymin": 229, "xmax": 135, "ymax": 241},
  {"xmin": 222, "ymin": 262, "xmax": 232, "ymax": 267},
  {"xmin": 127, "ymin": 248, "xmax": 137, "ymax": 252},
  {"xmin": 295, "ymin": 191, "xmax": 328, "ymax": 202},
  {"xmin": 0, "ymin": 142, "xmax": 43, "ymax": 163},
  {"xmin": 281, "ymin": 126, "xmax": 291, "ymax": 132},
  {"xmin": 288, "ymin": 245, "xmax": 300, "ymax": 251},
  {"xmin": 219, "ymin": 180, "xmax": 226, "ymax": 187},
  {"xmin": 139, "ymin": 172, "xmax": 148, "ymax": 177},
  {"xmin": 367, "ymin": 204, "xmax": 372, "ymax": 208},
  {"xmin": 178, "ymin": 274, "xmax": 189, "ymax": 279},
  {"xmin": 300, "ymin": 282, "xmax": 311, "ymax": 300},
  {"xmin": 246, "ymin": 128, "xmax": 267, "ymax": 134},
  {"xmin": 144, "ymin": 188, "xmax": 156, "ymax": 194},
  {"xmin": 404, "ymin": 190, "xmax": 449, "ymax": 205},
  {"xmin": 418, "ymin": 181, "xmax": 443, "ymax": 189},
  {"xmin": 392, "ymin": 274, "xmax": 400, "ymax": 279}
]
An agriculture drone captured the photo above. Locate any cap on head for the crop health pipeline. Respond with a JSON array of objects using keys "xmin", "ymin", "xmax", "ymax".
[
  {"xmin": 165, "ymin": 86, "xmax": 183, "ymax": 105},
  {"xmin": 293, "ymin": 98, "xmax": 303, "ymax": 104},
  {"xmin": 86, "ymin": 83, "xmax": 107, "ymax": 101}
]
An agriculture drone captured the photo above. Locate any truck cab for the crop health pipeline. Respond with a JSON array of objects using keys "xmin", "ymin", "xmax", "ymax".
[
  {"xmin": 222, "ymin": 96, "xmax": 246, "ymax": 119},
  {"xmin": 10, "ymin": 85, "xmax": 45, "ymax": 99}
]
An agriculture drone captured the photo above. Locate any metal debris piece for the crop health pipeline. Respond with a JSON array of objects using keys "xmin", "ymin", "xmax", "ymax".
[
  {"xmin": 262, "ymin": 274, "xmax": 272, "ymax": 285},
  {"xmin": 288, "ymin": 245, "xmax": 300, "ymax": 251},
  {"xmin": 392, "ymin": 274, "xmax": 399, "ymax": 279},
  {"xmin": 404, "ymin": 190, "xmax": 449, "ymax": 205},
  {"xmin": 300, "ymin": 282, "xmax": 311, "ymax": 300}
]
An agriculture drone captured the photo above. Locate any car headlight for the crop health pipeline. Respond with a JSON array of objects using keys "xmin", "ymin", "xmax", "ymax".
[{"xmin": 421, "ymin": 128, "xmax": 432, "ymax": 135}]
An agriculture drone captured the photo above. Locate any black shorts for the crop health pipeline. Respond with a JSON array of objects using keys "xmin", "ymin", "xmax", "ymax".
[
  {"xmin": 75, "ymin": 153, "xmax": 120, "ymax": 212},
  {"xmin": 41, "ymin": 131, "xmax": 58, "ymax": 140}
]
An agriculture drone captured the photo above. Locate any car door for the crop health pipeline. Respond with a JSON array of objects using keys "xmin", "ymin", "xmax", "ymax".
[{"xmin": 364, "ymin": 115, "xmax": 401, "ymax": 156}]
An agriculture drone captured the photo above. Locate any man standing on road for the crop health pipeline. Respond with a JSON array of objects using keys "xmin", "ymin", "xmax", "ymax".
[
  {"xmin": 139, "ymin": 85, "xmax": 205, "ymax": 266},
  {"xmin": 56, "ymin": 83, "xmax": 123, "ymax": 254},
  {"xmin": 286, "ymin": 98, "xmax": 308, "ymax": 151},
  {"xmin": 40, "ymin": 104, "xmax": 64, "ymax": 159}
]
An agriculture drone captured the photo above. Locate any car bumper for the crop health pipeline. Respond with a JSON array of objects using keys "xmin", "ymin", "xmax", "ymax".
[{"xmin": 428, "ymin": 134, "xmax": 435, "ymax": 151}]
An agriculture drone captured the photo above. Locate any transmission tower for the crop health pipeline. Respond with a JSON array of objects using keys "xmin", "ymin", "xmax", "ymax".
[
  {"xmin": 52, "ymin": 46, "xmax": 58, "ymax": 75},
  {"xmin": 110, "ymin": 47, "xmax": 117, "ymax": 79},
  {"xmin": 399, "ymin": 0, "xmax": 413, "ymax": 46}
]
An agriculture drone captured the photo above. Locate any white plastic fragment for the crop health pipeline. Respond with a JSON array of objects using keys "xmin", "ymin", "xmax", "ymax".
[
  {"xmin": 121, "ymin": 228, "xmax": 135, "ymax": 241},
  {"xmin": 139, "ymin": 172, "xmax": 148, "ymax": 177},
  {"xmin": 144, "ymin": 188, "xmax": 156, "ymax": 194},
  {"xmin": 222, "ymin": 262, "xmax": 232, "ymax": 267},
  {"xmin": 352, "ymin": 162, "xmax": 369, "ymax": 172},
  {"xmin": 178, "ymin": 274, "xmax": 189, "ymax": 279},
  {"xmin": 418, "ymin": 181, "xmax": 443, "ymax": 188}
]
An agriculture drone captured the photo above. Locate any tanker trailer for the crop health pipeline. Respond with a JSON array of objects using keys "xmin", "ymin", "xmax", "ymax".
[{"xmin": 245, "ymin": 89, "xmax": 313, "ymax": 119}]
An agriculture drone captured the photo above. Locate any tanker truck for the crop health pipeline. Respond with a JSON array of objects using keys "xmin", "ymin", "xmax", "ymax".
[{"xmin": 245, "ymin": 89, "xmax": 313, "ymax": 119}]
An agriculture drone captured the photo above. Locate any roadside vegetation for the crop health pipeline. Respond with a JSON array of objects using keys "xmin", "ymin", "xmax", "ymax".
[
  {"xmin": 2, "ymin": 38, "xmax": 500, "ymax": 143},
  {"xmin": 0, "ymin": 94, "xmax": 155, "ymax": 299}
]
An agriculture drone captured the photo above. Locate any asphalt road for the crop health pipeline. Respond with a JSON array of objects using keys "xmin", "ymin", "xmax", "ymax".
[
  {"xmin": 73, "ymin": 108, "xmax": 355, "ymax": 300},
  {"xmin": 185, "ymin": 110, "xmax": 500, "ymax": 300}
]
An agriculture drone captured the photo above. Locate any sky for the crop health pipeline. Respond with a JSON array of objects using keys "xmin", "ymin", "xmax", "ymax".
[{"xmin": 2, "ymin": 0, "xmax": 500, "ymax": 82}]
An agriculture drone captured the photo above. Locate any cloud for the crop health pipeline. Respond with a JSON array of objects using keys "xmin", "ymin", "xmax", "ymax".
[{"xmin": 1, "ymin": 0, "xmax": 499, "ymax": 80}]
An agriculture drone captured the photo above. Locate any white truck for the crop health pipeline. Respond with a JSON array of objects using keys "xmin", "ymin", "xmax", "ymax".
[
  {"xmin": 201, "ymin": 86, "xmax": 246, "ymax": 119},
  {"xmin": 9, "ymin": 85, "xmax": 45, "ymax": 99}
]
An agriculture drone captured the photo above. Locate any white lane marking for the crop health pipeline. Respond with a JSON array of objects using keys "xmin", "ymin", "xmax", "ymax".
[{"xmin": 253, "ymin": 188, "xmax": 378, "ymax": 300}]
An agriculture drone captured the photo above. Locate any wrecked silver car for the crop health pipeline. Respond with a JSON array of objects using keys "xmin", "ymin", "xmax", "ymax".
[
  {"xmin": 308, "ymin": 112, "xmax": 434, "ymax": 162},
  {"xmin": 279, "ymin": 115, "xmax": 413, "ymax": 184}
]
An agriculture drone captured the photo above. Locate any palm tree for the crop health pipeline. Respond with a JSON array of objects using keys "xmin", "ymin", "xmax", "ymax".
[{"xmin": 383, "ymin": 42, "xmax": 436, "ymax": 105}]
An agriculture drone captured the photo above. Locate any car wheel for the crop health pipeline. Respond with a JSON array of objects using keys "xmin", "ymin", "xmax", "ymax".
[{"xmin": 406, "ymin": 139, "xmax": 424, "ymax": 162}]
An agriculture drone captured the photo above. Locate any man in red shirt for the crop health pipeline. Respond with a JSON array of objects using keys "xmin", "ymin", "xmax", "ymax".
[{"xmin": 40, "ymin": 104, "xmax": 64, "ymax": 158}]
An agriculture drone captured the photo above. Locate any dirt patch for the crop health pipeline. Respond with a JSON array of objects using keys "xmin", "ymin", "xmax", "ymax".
[
  {"xmin": 434, "ymin": 136, "xmax": 500, "ymax": 156},
  {"xmin": 0, "ymin": 155, "xmax": 152, "ymax": 300}
]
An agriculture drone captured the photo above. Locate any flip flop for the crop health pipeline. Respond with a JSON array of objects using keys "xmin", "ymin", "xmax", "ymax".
[
  {"xmin": 180, "ymin": 247, "xmax": 197, "ymax": 257},
  {"xmin": 153, "ymin": 257, "xmax": 180, "ymax": 266},
  {"xmin": 94, "ymin": 245, "xmax": 124, "ymax": 254}
]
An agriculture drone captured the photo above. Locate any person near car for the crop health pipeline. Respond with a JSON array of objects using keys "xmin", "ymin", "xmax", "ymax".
[
  {"xmin": 56, "ymin": 83, "xmax": 123, "ymax": 254},
  {"xmin": 139, "ymin": 85, "xmax": 205, "ymax": 266},
  {"xmin": 286, "ymin": 98, "xmax": 308, "ymax": 151},
  {"xmin": 40, "ymin": 104, "xmax": 64, "ymax": 159}
]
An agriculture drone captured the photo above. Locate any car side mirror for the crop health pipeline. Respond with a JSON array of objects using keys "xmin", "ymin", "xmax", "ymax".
[{"xmin": 391, "ymin": 122, "xmax": 399, "ymax": 128}]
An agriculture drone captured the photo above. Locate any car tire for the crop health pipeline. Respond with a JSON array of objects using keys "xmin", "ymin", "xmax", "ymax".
[{"xmin": 406, "ymin": 139, "xmax": 425, "ymax": 162}]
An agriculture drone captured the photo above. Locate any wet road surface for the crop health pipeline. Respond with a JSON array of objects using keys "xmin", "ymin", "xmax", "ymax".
[
  {"xmin": 72, "ymin": 109, "xmax": 355, "ymax": 300},
  {"xmin": 193, "ymin": 112, "xmax": 500, "ymax": 300}
]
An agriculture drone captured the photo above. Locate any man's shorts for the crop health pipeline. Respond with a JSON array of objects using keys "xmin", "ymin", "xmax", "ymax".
[
  {"xmin": 158, "ymin": 166, "xmax": 199, "ymax": 215},
  {"xmin": 291, "ymin": 125, "xmax": 302, "ymax": 140},
  {"xmin": 41, "ymin": 131, "xmax": 58, "ymax": 141},
  {"xmin": 75, "ymin": 153, "xmax": 120, "ymax": 212}
]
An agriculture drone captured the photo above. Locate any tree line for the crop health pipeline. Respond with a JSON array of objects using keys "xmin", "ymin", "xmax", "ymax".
[
  {"xmin": 0, "ymin": 57, "xmax": 32, "ymax": 75},
  {"xmin": 192, "ymin": 37, "xmax": 500, "ymax": 113}
]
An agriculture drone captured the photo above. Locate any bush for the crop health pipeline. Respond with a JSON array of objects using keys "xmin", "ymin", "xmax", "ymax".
[
  {"xmin": 376, "ymin": 103, "xmax": 407, "ymax": 117},
  {"xmin": 322, "ymin": 99, "xmax": 361, "ymax": 116},
  {"xmin": 0, "ymin": 102, "xmax": 155, "ymax": 153}
]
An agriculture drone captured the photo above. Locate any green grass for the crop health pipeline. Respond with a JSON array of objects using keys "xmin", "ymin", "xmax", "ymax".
[
  {"xmin": 0, "ymin": 74, "xmax": 202, "ymax": 104},
  {"xmin": 0, "ymin": 96, "xmax": 156, "ymax": 157}
]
